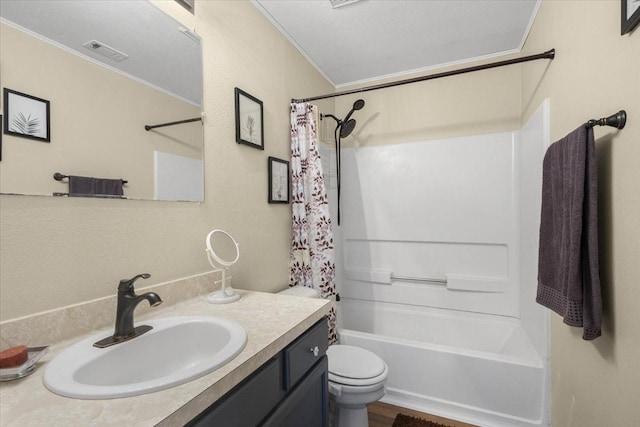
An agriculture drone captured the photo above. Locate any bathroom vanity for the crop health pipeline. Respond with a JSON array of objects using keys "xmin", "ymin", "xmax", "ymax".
[
  {"xmin": 0, "ymin": 274, "xmax": 332, "ymax": 426},
  {"xmin": 187, "ymin": 318, "xmax": 328, "ymax": 426}
]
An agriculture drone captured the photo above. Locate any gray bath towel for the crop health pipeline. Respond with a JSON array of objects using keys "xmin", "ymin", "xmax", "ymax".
[
  {"xmin": 537, "ymin": 125, "xmax": 602, "ymax": 340},
  {"xmin": 69, "ymin": 175, "xmax": 124, "ymax": 198}
]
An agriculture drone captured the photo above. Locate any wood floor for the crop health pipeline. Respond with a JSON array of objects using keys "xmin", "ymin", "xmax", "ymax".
[{"xmin": 367, "ymin": 402, "xmax": 478, "ymax": 427}]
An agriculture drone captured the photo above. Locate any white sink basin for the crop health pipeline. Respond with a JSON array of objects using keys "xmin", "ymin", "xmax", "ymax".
[{"xmin": 43, "ymin": 316, "xmax": 247, "ymax": 399}]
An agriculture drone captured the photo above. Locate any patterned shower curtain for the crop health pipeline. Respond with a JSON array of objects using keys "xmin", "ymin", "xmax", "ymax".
[{"xmin": 289, "ymin": 102, "xmax": 337, "ymax": 344}]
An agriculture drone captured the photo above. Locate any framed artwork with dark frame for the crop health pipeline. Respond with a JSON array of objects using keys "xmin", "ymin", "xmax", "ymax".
[
  {"xmin": 622, "ymin": 0, "xmax": 640, "ymax": 34},
  {"xmin": 268, "ymin": 156, "xmax": 290, "ymax": 204},
  {"xmin": 235, "ymin": 87, "xmax": 264, "ymax": 150},
  {"xmin": 3, "ymin": 88, "xmax": 51, "ymax": 142},
  {"xmin": 0, "ymin": 114, "xmax": 3, "ymax": 161}
]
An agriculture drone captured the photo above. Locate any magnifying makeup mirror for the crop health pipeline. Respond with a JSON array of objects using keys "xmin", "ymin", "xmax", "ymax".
[{"xmin": 205, "ymin": 229, "xmax": 241, "ymax": 304}]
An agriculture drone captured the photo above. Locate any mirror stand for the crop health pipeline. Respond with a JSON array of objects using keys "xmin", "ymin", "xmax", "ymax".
[
  {"xmin": 205, "ymin": 230, "xmax": 241, "ymax": 304},
  {"xmin": 207, "ymin": 268, "xmax": 240, "ymax": 304}
]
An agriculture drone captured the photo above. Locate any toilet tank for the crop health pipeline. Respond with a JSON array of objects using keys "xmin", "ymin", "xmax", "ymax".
[{"xmin": 279, "ymin": 286, "xmax": 321, "ymax": 298}]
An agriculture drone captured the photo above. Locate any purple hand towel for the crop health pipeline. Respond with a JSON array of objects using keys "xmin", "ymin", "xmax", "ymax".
[{"xmin": 536, "ymin": 125, "xmax": 602, "ymax": 340}]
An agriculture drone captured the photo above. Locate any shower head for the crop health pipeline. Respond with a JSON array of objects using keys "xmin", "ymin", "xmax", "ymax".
[
  {"xmin": 340, "ymin": 119, "xmax": 357, "ymax": 138},
  {"xmin": 342, "ymin": 99, "xmax": 365, "ymax": 123},
  {"xmin": 331, "ymin": 99, "xmax": 365, "ymax": 227},
  {"xmin": 321, "ymin": 99, "xmax": 365, "ymax": 139}
]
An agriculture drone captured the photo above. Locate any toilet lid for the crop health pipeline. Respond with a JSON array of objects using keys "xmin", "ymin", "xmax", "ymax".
[
  {"xmin": 328, "ymin": 364, "xmax": 388, "ymax": 387},
  {"xmin": 326, "ymin": 345, "xmax": 386, "ymax": 380}
]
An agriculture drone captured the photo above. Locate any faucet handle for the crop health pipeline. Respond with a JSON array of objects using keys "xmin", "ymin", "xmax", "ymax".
[{"xmin": 118, "ymin": 273, "xmax": 151, "ymax": 291}]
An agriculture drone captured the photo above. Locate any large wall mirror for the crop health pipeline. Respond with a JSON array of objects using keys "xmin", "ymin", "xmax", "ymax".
[{"xmin": 0, "ymin": 0, "xmax": 204, "ymax": 201}]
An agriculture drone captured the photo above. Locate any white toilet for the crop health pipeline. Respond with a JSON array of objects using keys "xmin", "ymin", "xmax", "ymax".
[{"xmin": 279, "ymin": 286, "xmax": 388, "ymax": 427}]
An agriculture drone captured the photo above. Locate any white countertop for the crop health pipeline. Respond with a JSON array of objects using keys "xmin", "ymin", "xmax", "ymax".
[{"xmin": 0, "ymin": 290, "xmax": 331, "ymax": 426}]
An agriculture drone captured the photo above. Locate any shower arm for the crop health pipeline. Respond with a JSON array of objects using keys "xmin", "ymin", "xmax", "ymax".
[{"xmin": 321, "ymin": 113, "xmax": 342, "ymax": 126}]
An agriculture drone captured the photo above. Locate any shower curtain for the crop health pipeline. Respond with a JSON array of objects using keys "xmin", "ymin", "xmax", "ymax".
[{"xmin": 289, "ymin": 102, "xmax": 337, "ymax": 344}]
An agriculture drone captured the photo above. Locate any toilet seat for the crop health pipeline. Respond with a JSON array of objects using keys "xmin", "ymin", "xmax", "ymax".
[
  {"xmin": 329, "ymin": 364, "xmax": 388, "ymax": 386},
  {"xmin": 327, "ymin": 345, "xmax": 388, "ymax": 386}
]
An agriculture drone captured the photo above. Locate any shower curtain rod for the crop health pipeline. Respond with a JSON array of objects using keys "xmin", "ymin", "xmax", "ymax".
[
  {"xmin": 291, "ymin": 49, "xmax": 556, "ymax": 104},
  {"xmin": 144, "ymin": 117, "xmax": 202, "ymax": 131}
]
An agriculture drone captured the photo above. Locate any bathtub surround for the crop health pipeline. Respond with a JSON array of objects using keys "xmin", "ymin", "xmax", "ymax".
[
  {"xmin": 537, "ymin": 125, "xmax": 602, "ymax": 340},
  {"xmin": 332, "ymin": 102, "xmax": 550, "ymax": 426},
  {"xmin": 289, "ymin": 102, "xmax": 338, "ymax": 343}
]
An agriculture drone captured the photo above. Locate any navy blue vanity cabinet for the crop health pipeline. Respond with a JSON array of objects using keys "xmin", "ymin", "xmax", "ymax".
[{"xmin": 186, "ymin": 317, "xmax": 328, "ymax": 427}]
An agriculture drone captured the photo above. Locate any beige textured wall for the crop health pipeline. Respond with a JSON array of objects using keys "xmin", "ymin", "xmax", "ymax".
[
  {"xmin": 0, "ymin": 1, "xmax": 333, "ymax": 321},
  {"xmin": 333, "ymin": 55, "xmax": 522, "ymax": 148},
  {"xmin": 0, "ymin": 23, "xmax": 202, "ymax": 199},
  {"xmin": 521, "ymin": 1, "xmax": 640, "ymax": 426}
]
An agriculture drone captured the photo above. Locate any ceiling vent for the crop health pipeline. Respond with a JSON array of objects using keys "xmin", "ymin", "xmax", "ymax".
[
  {"xmin": 175, "ymin": 0, "xmax": 195, "ymax": 15},
  {"xmin": 83, "ymin": 40, "xmax": 129, "ymax": 62},
  {"xmin": 329, "ymin": 0, "xmax": 361, "ymax": 8}
]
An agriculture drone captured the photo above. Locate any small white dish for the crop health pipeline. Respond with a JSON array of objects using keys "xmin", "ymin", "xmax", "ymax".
[{"xmin": 0, "ymin": 346, "xmax": 49, "ymax": 381}]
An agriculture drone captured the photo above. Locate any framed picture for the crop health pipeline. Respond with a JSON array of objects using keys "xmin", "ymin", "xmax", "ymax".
[
  {"xmin": 0, "ymin": 115, "xmax": 3, "ymax": 161},
  {"xmin": 268, "ymin": 156, "xmax": 289, "ymax": 204},
  {"xmin": 3, "ymin": 88, "xmax": 51, "ymax": 142},
  {"xmin": 622, "ymin": 0, "xmax": 640, "ymax": 34},
  {"xmin": 235, "ymin": 87, "xmax": 264, "ymax": 150}
]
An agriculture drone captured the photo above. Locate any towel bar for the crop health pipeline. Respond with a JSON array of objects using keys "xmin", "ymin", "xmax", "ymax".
[
  {"xmin": 586, "ymin": 110, "xmax": 626, "ymax": 129},
  {"xmin": 53, "ymin": 173, "xmax": 128, "ymax": 185}
]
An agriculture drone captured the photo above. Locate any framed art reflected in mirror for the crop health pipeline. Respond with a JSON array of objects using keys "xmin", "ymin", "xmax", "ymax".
[
  {"xmin": 622, "ymin": 0, "xmax": 640, "ymax": 34},
  {"xmin": 3, "ymin": 88, "xmax": 50, "ymax": 143}
]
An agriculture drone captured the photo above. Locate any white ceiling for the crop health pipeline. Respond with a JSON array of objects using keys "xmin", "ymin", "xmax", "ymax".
[
  {"xmin": 253, "ymin": 0, "xmax": 541, "ymax": 87},
  {"xmin": 0, "ymin": 0, "xmax": 202, "ymax": 106}
]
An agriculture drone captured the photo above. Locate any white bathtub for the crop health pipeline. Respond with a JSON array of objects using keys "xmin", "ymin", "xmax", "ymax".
[{"xmin": 337, "ymin": 299, "xmax": 547, "ymax": 427}]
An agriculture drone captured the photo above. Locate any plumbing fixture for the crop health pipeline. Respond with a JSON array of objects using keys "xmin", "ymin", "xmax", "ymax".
[
  {"xmin": 93, "ymin": 273, "xmax": 162, "ymax": 348},
  {"xmin": 321, "ymin": 99, "xmax": 366, "ymax": 225}
]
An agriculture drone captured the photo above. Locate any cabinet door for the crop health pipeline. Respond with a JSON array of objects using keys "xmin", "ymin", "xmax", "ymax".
[
  {"xmin": 186, "ymin": 355, "xmax": 284, "ymax": 427},
  {"xmin": 261, "ymin": 356, "xmax": 328, "ymax": 427}
]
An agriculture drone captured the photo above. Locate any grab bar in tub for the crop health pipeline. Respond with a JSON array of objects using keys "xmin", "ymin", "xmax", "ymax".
[
  {"xmin": 390, "ymin": 274, "xmax": 447, "ymax": 284},
  {"xmin": 344, "ymin": 270, "xmax": 507, "ymax": 293},
  {"xmin": 345, "ymin": 269, "xmax": 447, "ymax": 285}
]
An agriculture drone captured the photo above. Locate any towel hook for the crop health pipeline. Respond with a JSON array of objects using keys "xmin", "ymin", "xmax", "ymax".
[{"xmin": 586, "ymin": 110, "xmax": 626, "ymax": 129}]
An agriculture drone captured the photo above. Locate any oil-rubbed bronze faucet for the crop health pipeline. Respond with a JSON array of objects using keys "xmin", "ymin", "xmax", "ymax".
[{"xmin": 94, "ymin": 273, "xmax": 163, "ymax": 348}]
